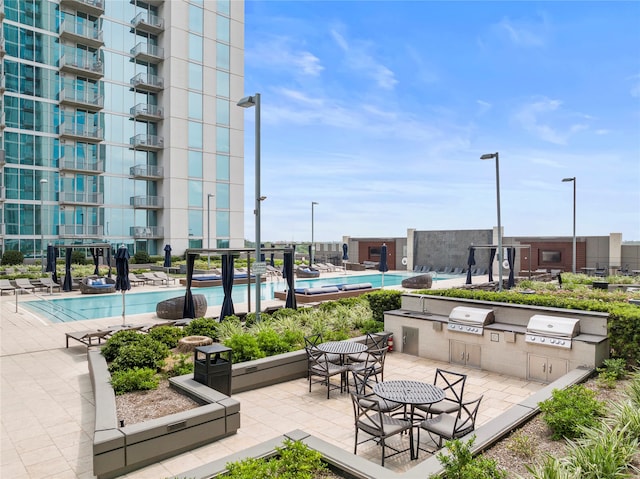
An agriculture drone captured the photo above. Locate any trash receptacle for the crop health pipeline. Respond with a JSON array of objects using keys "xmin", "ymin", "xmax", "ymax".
[{"xmin": 193, "ymin": 344, "xmax": 232, "ymax": 396}]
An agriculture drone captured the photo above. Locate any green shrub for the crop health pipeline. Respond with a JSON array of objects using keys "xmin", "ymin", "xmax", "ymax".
[
  {"xmin": 223, "ymin": 333, "xmax": 265, "ymax": 363},
  {"xmin": 431, "ymin": 436, "xmax": 507, "ymax": 479},
  {"xmin": 148, "ymin": 325, "xmax": 185, "ymax": 348},
  {"xmin": 365, "ymin": 290, "xmax": 402, "ymax": 322},
  {"xmin": 110, "ymin": 367, "xmax": 159, "ymax": 395},
  {"xmin": 223, "ymin": 439, "xmax": 326, "ymax": 479},
  {"xmin": 539, "ymin": 385, "xmax": 605, "ymax": 440},
  {"xmin": 1, "ymin": 250, "xmax": 24, "ymax": 266},
  {"xmin": 108, "ymin": 337, "xmax": 169, "ymax": 373},
  {"xmin": 255, "ymin": 329, "xmax": 291, "ymax": 356},
  {"xmin": 505, "ymin": 430, "xmax": 537, "ymax": 459},
  {"xmin": 183, "ymin": 317, "xmax": 219, "ymax": 340},
  {"xmin": 359, "ymin": 319, "xmax": 384, "ymax": 334},
  {"xmin": 101, "ymin": 330, "xmax": 147, "ymax": 362},
  {"xmin": 71, "ymin": 250, "xmax": 86, "ymax": 264},
  {"xmin": 596, "ymin": 358, "xmax": 628, "ymax": 388},
  {"xmin": 166, "ymin": 354, "xmax": 194, "ymax": 377},
  {"xmin": 133, "ymin": 250, "xmax": 151, "ymax": 264}
]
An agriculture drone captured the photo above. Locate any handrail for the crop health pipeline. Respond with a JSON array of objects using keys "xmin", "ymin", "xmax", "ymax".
[{"xmin": 14, "ymin": 286, "xmax": 76, "ymax": 322}]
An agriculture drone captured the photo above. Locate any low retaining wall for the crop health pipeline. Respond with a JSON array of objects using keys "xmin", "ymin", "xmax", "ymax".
[{"xmin": 88, "ymin": 350, "xmax": 240, "ymax": 479}]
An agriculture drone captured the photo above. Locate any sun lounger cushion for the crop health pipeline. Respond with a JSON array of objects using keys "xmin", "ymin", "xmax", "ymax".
[
  {"xmin": 304, "ymin": 286, "xmax": 340, "ymax": 295},
  {"xmin": 341, "ymin": 282, "xmax": 373, "ymax": 291}
]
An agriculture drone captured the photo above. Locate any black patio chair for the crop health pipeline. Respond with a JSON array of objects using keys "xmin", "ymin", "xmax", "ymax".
[
  {"xmin": 306, "ymin": 346, "xmax": 348, "ymax": 399},
  {"xmin": 350, "ymin": 366, "xmax": 403, "ymax": 414},
  {"xmin": 415, "ymin": 368, "xmax": 467, "ymax": 418}
]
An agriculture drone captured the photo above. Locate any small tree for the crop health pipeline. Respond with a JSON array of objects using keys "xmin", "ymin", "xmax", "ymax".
[
  {"xmin": 134, "ymin": 250, "xmax": 151, "ymax": 264},
  {"xmin": 1, "ymin": 250, "xmax": 24, "ymax": 266}
]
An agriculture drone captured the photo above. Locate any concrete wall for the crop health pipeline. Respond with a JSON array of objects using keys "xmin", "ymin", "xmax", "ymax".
[{"xmin": 412, "ymin": 229, "xmax": 492, "ymax": 272}]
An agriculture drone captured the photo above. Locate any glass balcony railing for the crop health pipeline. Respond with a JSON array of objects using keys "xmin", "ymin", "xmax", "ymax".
[
  {"xmin": 59, "ymin": 191, "xmax": 104, "ymax": 205},
  {"xmin": 60, "ymin": 0, "xmax": 104, "ymax": 16},
  {"xmin": 59, "ymin": 18, "xmax": 104, "ymax": 46},
  {"xmin": 130, "ymin": 103, "xmax": 163, "ymax": 119},
  {"xmin": 130, "ymin": 42, "xmax": 164, "ymax": 62},
  {"xmin": 130, "ymin": 72, "xmax": 164, "ymax": 91},
  {"xmin": 59, "ymin": 88, "xmax": 104, "ymax": 110},
  {"xmin": 129, "ymin": 134, "xmax": 164, "ymax": 149},
  {"xmin": 130, "ymin": 195, "xmax": 164, "ymax": 208},
  {"xmin": 130, "ymin": 226, "xmax": 164, "ymax": 237},
  {"xmin": 59, "ymin": 122, "xmax": 103, "ymax": 141},
  {"xmin": 59, "ymin": 156, "xmax": 104, "ymax": 174},
  {"xmin": 59, "ymin": 53, "xmax": 104, "ymax": 77},
  {"xmin": 130, "ymin": 164, "xmax": 164, "ymax": 178},
  {"xmin": 58, "ymin": 224, "xmax": 104, "ymax": 237},
  {"xmin": 131, "ymin": 12, "xmax": 164, "ymax": 32}
]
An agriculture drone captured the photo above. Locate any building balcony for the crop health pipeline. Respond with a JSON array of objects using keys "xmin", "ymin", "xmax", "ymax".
[
  {"xmin": 0, "ymin": 111, "xmax": 6, "ymax": 130},
  {"xmin": 130, "ymin": 164, "xmax": 164, "ymax": 179},
  {"xmin": 0, "ymin": 36, "xmax": 5, "ymax": 58},
  {"xmin": 60, "ymin": 0, "xmax": 104, "ymax": 16},
  {"xmin": 59, "ymin": 122, "xmax": 103, "ymax": 142},
  {"xmin": 58, "ymin": 224, "xmax": 104, "ymax": 238},
  {"xmin": 59, "ymin": 53, "xmax": 104, "ymax": 79},
  {"xmin": 60, "ymin": 156, "xmax": 105, "ymax": 174},
  {"xmin": 130, "ymin": 103, "xmax": 163, "ymax": 121},
  {"xmin": 59, "ymin": 88, "xmax": 104, "ymax": 111},
  {"xmin": 59, "ymin": 19, "xmax": 104, "ymax": 48},
  {"xmin": 129, "ymin": 0, "xmax": 164, "ymax": 6},
  {"xmin": 0, "ymin": 74, "xmax": 5, "ymax": 93},
  {"xmin": 0, "ymin": 185, "xmax": 5, "ymax": 203},
  {"xmin": 131, "ymin": 226, "xmax": 164, "ymax": 238},
  {"xmin": 129, "ymin": 134, "xmax": 163, "ymax": 150},
  {"xmin": 130, "ymin": 42, "xmax": 164, "ymax": 64},
  {"xmin": 130, "ymin": 72, "xmax": 164, "ymax": 92},
  {"xmin": 59, "ymin": 191, "xmax": 104, "ymax": 206},
  {"xmin": 131, "ymin": 12, "xmax": 164, "ymax": 35},
  {"xmin": 0, "ymin": 149, "xmax": 5, "ymax": 167},
  {"xmin": 130, "ymin": 195, "xmax": 164, "ymax": 209}
]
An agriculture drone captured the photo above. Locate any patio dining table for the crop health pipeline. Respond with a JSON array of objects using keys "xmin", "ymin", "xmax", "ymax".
[
  {"xmin": 317, "ymin": 341, "xmax": 368, "ymax": 391},
  {"xmin": 374, "ymin": 380, "xmax": 445, "ymax": 458}
]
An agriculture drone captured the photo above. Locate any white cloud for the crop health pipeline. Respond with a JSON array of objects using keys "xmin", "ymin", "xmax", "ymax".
[
  {"xmin": 329, "ymin": 27, "xmax": 398, "ymax": 90},
  {"xmin": 245, "ymin": 36, "xmax": 323, "ymax": 76},
  {"xmin": 629, "ymin": 73, "xmax": 640, "ymax": 98},
  {"xmin": 497, "ymin": 15, "xmax": 548, "ymax": 47},
  {"xmin": 476, "ymin": 100, "xmax": 492, "ymax": 115}
]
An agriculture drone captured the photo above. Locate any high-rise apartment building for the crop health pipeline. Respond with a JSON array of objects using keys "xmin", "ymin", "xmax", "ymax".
[{"xmin": 0, "ymin": 0, "xmax": 245, "ymax": 259}]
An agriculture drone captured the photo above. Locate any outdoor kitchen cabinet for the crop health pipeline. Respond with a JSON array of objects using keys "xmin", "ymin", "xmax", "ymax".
[
  {"xmin": 449, "ymin": 340, "xmax": 481, "ymax": 368},
  {"xmin": 528, "ymin": 354, "xmax": 568, "ymax": 383}
]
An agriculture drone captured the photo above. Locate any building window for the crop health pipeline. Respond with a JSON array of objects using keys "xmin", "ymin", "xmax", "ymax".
[
  {"xmin": 540, "ymin": 251, "xmax": 561, "ymax": 263},
  {"xmin": 215, "ymin": 182, "xmax": 229, "ymax": 209},
  {"xmin": 216, "ymin": 15, "xmax": 229, "ymax": 43},
  {"xmin": 216, "ymin": 42, "xmax": 229, "ymax": 70},
  {"xmin": 189, "ymin": 63, "xmax": 203, "ymax": 91},
  {"xmin": 189, "ymin": 210, "xmax": 203, "ymax": 237},
  {"xmin": 216, "ymin": 126, "xmax": 229, "ymax": 153},
  {"xmin": 216, "ymin": 154, "xmax": 229, "ymax": 181},
  {"xmin": 216, "ymin": 98, "xmax": 229, "ymax": 125},
  {"xmin": 189, "ymin": 4, "xmax": 203, "ymax": 34},
  {"xmin": 188, "ymin": 151, "xmax": 203, "ymax": 178},
  {"xmin": 188, "ymin": 121, "xmax": 203, "ymax": 149},
  {"xmin": 216, "ymin": 211, "xmax": 230, "ymax": 237},
  {"xmin": 217, "ymin": 0, "xmax": 230, "ymax": 16},
  {"xmin": 188, "ymin": 92, "xmax": 203, "ymax": 120},
  {"xmin": 216, "ymin": 70, "xmax": 229, "ymax": 98},
  {"xmin": 188, "ymin": 180, "xmax": 203, "ymax": 207},
  {"xmin": 188, "ymin": 33, "xmax": 203, "ymax": 62}
]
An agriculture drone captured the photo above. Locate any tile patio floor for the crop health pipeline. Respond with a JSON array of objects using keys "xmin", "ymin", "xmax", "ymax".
[{"xmin": 0, "ymin": 272, "xmax": 545, "ymax": 478}]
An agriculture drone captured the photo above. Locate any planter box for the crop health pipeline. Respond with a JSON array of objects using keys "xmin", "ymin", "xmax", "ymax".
[{"xmin": 88, "ymin": 350, "xmax": 240, "ymax": 479}]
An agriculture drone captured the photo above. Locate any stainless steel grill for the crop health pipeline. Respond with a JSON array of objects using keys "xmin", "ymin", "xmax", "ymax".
[
  {"xmin": 525, "ymin": 314, "xmax": 580, "ymax": 349},
  {"xmin": 447, "ymin": 306, "xmax": 495, "ymax": 335}
]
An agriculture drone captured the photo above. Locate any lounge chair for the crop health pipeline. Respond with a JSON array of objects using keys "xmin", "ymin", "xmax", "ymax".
[
  {"xmin": 40, "ymin": 277, "xmax": 61, "ymax": 292},
  {"xmin": 65, "ymin": 329, "xmax": 113, "ymax": 348},
  {"xmin": 14, "ymin": 278, "xmax": 36, "ymax": 293},
  {"xmin": 128, "ymin": 273, "xmax": 145, "ymax": 286},
  {"xmin": 0, "ymin": 279, "xmax": 17, "ymax": 295},
  {"xmin": 452, "ymin": 267, "xmax": 463, "ymax": 274},
  {"xmin": 79, "ymin": 277, "xmax": 116, "ymax": 294},
  {"xmin": 141, "ymin": 272, "xmax": 164, "ymax": 285},
  {"xmin": 152, "ymin": 271, "xmax": 176, "ymax": 285}
]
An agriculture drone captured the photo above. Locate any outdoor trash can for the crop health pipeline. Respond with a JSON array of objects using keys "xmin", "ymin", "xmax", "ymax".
[{"xmin": 194, "ymin": 344, "xmax": 232, "ymax": 396}]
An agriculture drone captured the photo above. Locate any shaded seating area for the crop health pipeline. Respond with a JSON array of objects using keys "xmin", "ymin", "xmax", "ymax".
[
  {"xmin": 179, "ymin": 272, "xmax": 255, "ymax": 288},
  {"xmin": 79, "ymin": 277, "xmax": 116, "ymax": 294}
]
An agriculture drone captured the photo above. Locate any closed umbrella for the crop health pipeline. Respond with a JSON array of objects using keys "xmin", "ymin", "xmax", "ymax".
[
  {"xmin": 488, "ymin": 247, "xmax": 496, "ymax": 282},
  {"xmin": 220, "ymin": 254, "xmax": 235, "ymax": 320},
  {"xmin": 270, "ymin": 252, "xmax": 275, "ymax": 267},
  {"xmin": 507, "ymin": 247, "xmax": 516, "ymax": 289},
  {"xmin": 283, "ymin": 250, "xmax": 296, "ymax": 309},
  {"xmin": 51, "ymin": 246, "xmax": 59, "ymax": 284},
  {"xmin": 378, "ymin": 243, "xmax": 389, "ymax": 287},
  {"xmin": 163, "ymin": 244, "xmax": 172, "ymax": 288},
  {"xmin": 106, "ymin": 247, "xmax": 112, "ymax": 279},
  {"xmin": 91, "ymin": 248, "xmax": 100, "ymax": 275},
  {"xmin": 182, "ymin": 253, "xmax": 196, "ymax": 319},
  {"xmin": 45, "ymin": 244, "xmax": 57, "ymax": 292},
  {"xmin": 465, "ymin": 247, "xmax": 476, "ymax": 285},
  {"xmin": 342, "ymin": 243, "xmax": 349, "ymax": 275},
  {"xmin": 308, "ymin": 244, "xmax": 312, "ymax": 266},
  {"xmin": 63, "ymin": 247, "xmax": 73, "ymax": 292},
  {"xmin": 115, "ymin": 245, "xmax": 131, "ymax": 326}
]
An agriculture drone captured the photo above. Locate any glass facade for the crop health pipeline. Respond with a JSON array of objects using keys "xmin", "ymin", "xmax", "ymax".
[{"xmin": 0, "ymin": 0, "xmax": 244, "ymax": 258}]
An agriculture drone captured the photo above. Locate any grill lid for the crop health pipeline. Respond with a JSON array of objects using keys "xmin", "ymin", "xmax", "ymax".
[
  {"xmin": 526, "ymin": 315, "xmax": 580, "ymax": 339},
  {"xmin": 448, "ymin": 306, "xmax": 495, "ymax": 326}
]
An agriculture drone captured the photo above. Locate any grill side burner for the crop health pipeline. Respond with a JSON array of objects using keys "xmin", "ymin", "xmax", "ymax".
[
  {"xmin": 447, "ymin": 306, "xmax": 495, "ymax": 335},
  {"xmin": 525, "ymin": 314, "xmax": 580, "ymax": 349}
]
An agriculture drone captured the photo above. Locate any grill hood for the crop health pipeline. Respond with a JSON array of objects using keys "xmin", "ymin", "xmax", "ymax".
[
  {"xmin": 526, "ymin": 315, "xmax": 580, "ymax": 338},
  {"xmin": 447, "ymin": 306, "xmax": 495, "ymax": 335}
]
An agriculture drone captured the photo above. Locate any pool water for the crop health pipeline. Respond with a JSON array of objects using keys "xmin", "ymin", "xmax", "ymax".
[{"xmin": 23, "ymin": 272, "xmax": 461, "ymax": 323}]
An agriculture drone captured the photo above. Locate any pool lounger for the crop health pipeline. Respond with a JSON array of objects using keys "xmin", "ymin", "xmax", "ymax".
[{"xmin": 65, "ymin": 329, "xmax": 113, "ymax": 348}]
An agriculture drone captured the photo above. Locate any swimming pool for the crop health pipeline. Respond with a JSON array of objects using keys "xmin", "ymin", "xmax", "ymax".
[{"xmin": 23, "ymin": 272, "xmax": 462, "ymax": 323}]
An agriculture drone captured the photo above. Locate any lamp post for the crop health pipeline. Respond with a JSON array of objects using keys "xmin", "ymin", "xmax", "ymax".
[
  {"xmin": 39, "ymin": 178, "xmax": 48, "ymax": 273},
  {"xmin": 562, "ymin": 177, "xmax": 576, "ymax": 273},
  {"xmin": 480, "ymin": 152, "xmax": 502, "ymax": 291},
  {"xmin": 237, "ymin": 93, "xmax": 262, "ymax": 321},
  {"xmin": 311, "ymin": 201, "xmax": 318, "ymax": 266},
  {"xmin": 207, "ymin": 193, "xmax": 214, "ymax": 269}
]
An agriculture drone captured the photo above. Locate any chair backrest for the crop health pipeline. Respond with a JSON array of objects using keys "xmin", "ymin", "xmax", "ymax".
[
  {"xmin": 350, "ymin": 365, "xmax": 377, "ymax": 396},
  {"xmin": 350, "ymin": 392, "xmax": 384, "ymax": 433},
  {"xmin": 304, "ymin": 333, "xmax": 323, "ymax": 348},
  {"xmin": 434, "ymin": 368, "xmax": 467, "ymax": 404},
  {"xmin": 452, "ymin": 396, "xmax": 482, "ymax": 438},
  {"xmin": 306, "ymin": 347, "xmax": 333, "ymax": 374}
]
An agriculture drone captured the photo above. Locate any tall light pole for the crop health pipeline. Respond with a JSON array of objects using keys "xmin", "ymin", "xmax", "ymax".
[
  {"xmin": 207, "ymin": 193, "xmax": 214, "ymax": 269},
  {"xmin": 481, "ymin": 152, "xmax": 502, "ymax": 291},
  {"xmin": 237, "ymin": 93, "xmax": 262, "ymax": 321},
  {"xmin": 562, "ymin": 177, "xmax": 576, "ymax": 273},
  {"xmin": 311, "ymin": 201, "xmax": 318, "ymax": 266},
  {"xmin": 39, "ymin": 178, "xmax": 48, "ymax": 273}
]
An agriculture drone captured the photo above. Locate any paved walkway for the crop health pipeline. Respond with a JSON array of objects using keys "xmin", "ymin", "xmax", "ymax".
[{"xmin": 1, "ymin": 271, "xmax": 546, "ymax": 478}]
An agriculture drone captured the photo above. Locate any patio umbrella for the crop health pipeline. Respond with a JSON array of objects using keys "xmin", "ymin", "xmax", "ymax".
[
  {"xmin": 91, "ymin": 248, "xmax": 100, "ymax": 275},
  {"xmin": 342, "ymin": 243, "xmax": 349, "ymax": 275},
  {"xmin": 220, "ymin": 253, "xmax": 235, "ymax": 320},
  {"xmin": 308, "ymin": 244, "xmax": 313, "ymax": 266},
  {"xmin": 163, "ymin": 244, "xmax": 172, "ymax": 268},
  {"xmin": 115, "ymin": 245, "xmax": 131, "ymax": 326},
  {"xmin": 106, "ymin": 247, "xmax": 112, "ymax": 278},
  {"xmin": 465, "ymin": 247, "xmax": 476, "ymax": 285},
  {"xmin": 378, "ymin": 243, "xmax": 389, "ymax": 287},
  {"xmin": 507, "ymin": 247, "xmax": 516, "ymax": 289},
  {"xmin": 488, "ymin": 247, "xmax": 496, "ymax": 282},
  {"xmin": 45, "ymin": 244, "xmax": 57, "ymax": 290},
  {"xmin": 270, "ymin": 252, "xmax": 275, "ymax": 267},
  {"xmin": 283, "ymin": 250, "xmax": 296, "ymax": 309},
  {"xmin": 182, "ymin": 253, "xmax": 196, "ymax": 319},
  {"xmin": 63, "ymin": 247, "xmax": 73, "ymax": 292},
  {"xmin": 51, "ymin": 246, "xmax": 59, "ymax": 284}
]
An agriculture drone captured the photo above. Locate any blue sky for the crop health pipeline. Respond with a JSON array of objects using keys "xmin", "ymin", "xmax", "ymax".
[{"xmin": 240, "ymin": 1, "xmax": 640, "ymax": 243}]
